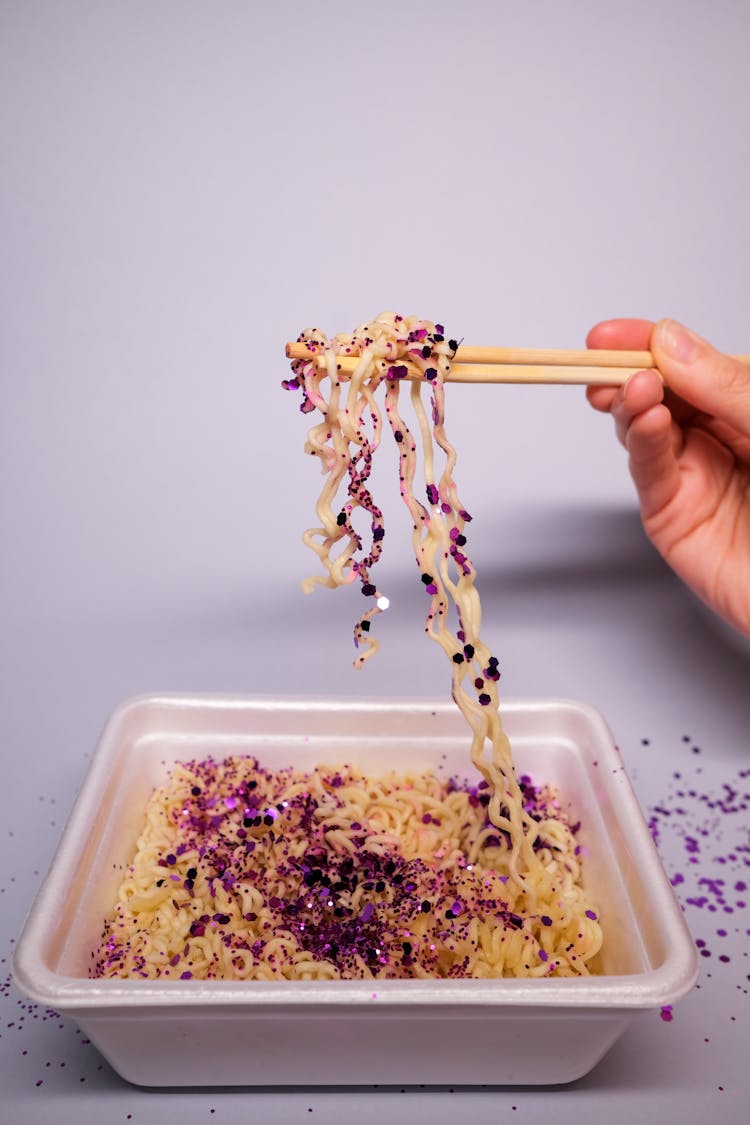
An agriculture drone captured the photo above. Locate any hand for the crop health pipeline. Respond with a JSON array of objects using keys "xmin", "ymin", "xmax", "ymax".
[{"xmin": 586, "ymin": 318, "xmax": 750, "ymax": 638}]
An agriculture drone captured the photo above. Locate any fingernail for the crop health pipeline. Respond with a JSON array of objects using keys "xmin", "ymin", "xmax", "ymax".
[
  {"xmin": 658, "ymin": 319, "xmax": 703, "ymax": 363},
  {"xmin": 621, "ymin": 371, "xmax": 637, "ymax": 400}
]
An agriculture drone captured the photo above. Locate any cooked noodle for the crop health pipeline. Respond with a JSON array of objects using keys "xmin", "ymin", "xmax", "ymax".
[
  {"xmin": 92, "ymin": 312, "xmax": 603, "ymax": 982},
  {"xmin": 285, "ymin": 313, "xmax": 554, "ymax": 896},
  {"xmin": 94, "ymin": 757, "xmax": 601, "ymax": 980}
]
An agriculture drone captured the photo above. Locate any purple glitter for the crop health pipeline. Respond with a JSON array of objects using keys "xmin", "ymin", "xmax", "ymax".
[{"xmin": 646, "ymin": 744, "xmax": 750, "ymax": 1008}]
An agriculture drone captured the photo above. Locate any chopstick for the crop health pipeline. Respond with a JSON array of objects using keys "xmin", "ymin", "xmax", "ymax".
[{"xmin": 285, "ymin": 343, "xmax": 750, "ymax": 387}]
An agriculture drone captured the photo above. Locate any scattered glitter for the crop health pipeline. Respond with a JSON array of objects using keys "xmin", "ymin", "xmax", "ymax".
[{"xmin": 645, "ymin": 734, "xmax": 750, "ymax": 1024}]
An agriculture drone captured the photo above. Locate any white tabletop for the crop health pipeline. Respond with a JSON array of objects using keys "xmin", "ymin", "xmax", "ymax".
[{"xmin": 2, "ymin": 3, "xmax": 749, "ymax": 1122}]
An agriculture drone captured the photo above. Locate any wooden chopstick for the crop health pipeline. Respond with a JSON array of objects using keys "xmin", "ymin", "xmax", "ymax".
[{"xmin": 285, "ymin": 343, "xmax": 750, "ymax": 386}]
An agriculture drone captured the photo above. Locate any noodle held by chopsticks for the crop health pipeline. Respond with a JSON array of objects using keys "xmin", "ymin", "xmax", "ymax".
[{"xmin": 284, "ymin": 313, "xmax": 584, "ymax": 904}]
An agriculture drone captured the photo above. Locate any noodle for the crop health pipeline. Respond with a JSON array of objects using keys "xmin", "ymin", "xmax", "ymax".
[
  {"xmin": 94, "ymin": 757, "xmax": 601, "ymax": 980},
  {"xmin": 92, "ymin": 311, "xmax": 603, "ymax": 982},
  {"xmin": 284, "ymin": 313, "xmax": 557, "ymax": 899}
]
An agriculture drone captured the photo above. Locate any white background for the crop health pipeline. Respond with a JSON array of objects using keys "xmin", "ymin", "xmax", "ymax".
[{"xmin": 1, "ymin": 2, "xmax": 749, "ymax": 1122}]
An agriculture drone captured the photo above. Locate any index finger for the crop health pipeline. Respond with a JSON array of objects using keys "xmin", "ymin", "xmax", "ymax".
[{"xmin": 586, "ymin": 318, "xmax": 654, "ymax": 351}]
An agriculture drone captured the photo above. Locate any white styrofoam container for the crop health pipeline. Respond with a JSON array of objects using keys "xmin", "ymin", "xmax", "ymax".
[{"xmin": 14, "ymin": 694, "xmax": 698, "ymax": 1087}]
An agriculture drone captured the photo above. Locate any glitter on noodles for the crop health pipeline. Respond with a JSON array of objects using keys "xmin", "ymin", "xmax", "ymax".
[{"xmin": 94, "ymin": 757, "xmax": 601, "ymax": 980}]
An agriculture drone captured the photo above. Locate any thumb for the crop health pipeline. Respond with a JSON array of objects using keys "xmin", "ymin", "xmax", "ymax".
[{"xmin": 651, "ymin": 319, "xmax": 750, "ymax": 434}]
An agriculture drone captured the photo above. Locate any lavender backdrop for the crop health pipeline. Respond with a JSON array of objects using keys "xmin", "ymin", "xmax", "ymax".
[{"xmin": 2, "ymin": 2, "xmax": 749, "ymax": 1123}]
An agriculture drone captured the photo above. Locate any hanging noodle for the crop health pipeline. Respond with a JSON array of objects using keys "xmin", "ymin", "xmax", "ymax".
[{"xmin": 284, "ymin": 312, "xmax": 543, "ymax": 895}]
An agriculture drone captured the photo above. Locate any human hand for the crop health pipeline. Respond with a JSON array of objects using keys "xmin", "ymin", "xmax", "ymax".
[{"xmin": 586, "ymin": 318, "xmax": 750, "ymax": 638}]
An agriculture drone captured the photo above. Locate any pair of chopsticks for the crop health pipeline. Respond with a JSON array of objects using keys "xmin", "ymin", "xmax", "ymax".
[{"xmin": 286, "ymin": 342, "xmax": 750, "ymax": 386}]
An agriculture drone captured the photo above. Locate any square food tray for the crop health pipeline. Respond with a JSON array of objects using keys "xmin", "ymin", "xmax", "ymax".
[{"xmin": 14, "ymin": 694, "xmax": 698, "ymax": 1087}]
